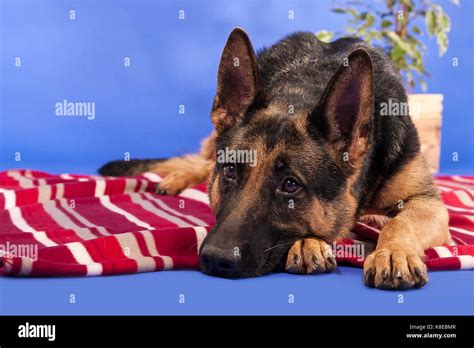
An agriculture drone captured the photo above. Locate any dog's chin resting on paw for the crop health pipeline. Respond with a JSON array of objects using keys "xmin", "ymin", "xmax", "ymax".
[{"xmin": 99, "ymin": 28, "xmax": 450, "ymax": 290}]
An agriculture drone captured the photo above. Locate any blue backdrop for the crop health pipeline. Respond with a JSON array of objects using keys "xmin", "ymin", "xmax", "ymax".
[{"xmin": 1, "ymin": 0, "xmax": 473, "ymax": 174}]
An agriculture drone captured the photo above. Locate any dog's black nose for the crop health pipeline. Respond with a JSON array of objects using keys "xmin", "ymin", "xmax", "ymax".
[{"xmin": 199, "ymin": 244, "xmax": 241, "ymax": 278}]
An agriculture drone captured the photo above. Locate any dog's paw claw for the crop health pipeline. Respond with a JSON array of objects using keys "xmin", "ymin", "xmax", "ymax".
[
  {"xmin": 286, "ymin": 238, "xmax": 336, "ymax": 275},
  {"xmin": 363, "ymin": 248, "xmax": 428, "ymax": 290},
  {"xmin": 154, "ymin": 184, "xmax": 168, "ymax": 195},
  {"xmin": 365, "ymin": 267, "xmax": 375, "ymax": 287}
]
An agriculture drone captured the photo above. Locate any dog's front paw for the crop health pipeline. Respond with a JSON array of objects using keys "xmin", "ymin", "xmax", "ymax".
[
  {"xmin": 155, "ymin": 170, "xmax": 193, "ymax": 195},
  {"xmin": 363, "ymin": 247, "xmax": 428, "ymax": 290},
  {"xmin": 285, "ymin": 238, "xmax": 336, "ymax": 274}
]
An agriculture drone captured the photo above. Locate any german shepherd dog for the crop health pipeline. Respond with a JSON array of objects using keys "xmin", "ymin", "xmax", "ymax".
[{"xmin": 100, "ymin": 28, "xmax": 450, "ymax": 289}]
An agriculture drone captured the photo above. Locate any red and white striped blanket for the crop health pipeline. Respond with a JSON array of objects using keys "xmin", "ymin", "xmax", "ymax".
[{"xmin": 0, "ymin": 170, "xmax": 472, "ymax": 276}]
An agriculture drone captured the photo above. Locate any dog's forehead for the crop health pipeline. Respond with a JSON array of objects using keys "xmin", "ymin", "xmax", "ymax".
[
  {"xmin": 232, "ymin": 110, "xmax": 308, "ymax": 149},
  {"xmin": 220, "ymin": 110, "xmax": 321, "ymax": 170}
]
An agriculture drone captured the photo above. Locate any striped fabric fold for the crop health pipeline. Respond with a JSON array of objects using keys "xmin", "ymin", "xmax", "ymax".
[{"xmin": 0, "ymin": 170, "xmax": 472, "ymax": 277}]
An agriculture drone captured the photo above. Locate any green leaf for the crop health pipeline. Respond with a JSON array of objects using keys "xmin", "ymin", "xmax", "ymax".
[
  {"xmin": 366, "ymin": 13, "xmax": 375, "ymax": 26},
  {"xmin": 386, "ymin": 31, "xmax": 418, "ymax": 59},
  {"xmin": 436, "ymin": 32, "xmax": 448, "ymax": 56},
  {"xmin": 407, "ymin": 35, "xmax": 427, "ymax": 51},
  {"xmin": 425, "ymin": 9, "xmax": 437, "ymax": 36},
  {"xmin": 390, "ymin": 45, "xmax": 405, "ymax": 63},
  {"xmin": 412, "ymin": 25, "xmax": 422, "ymax": 35},
  {"xmin": 347, "ymin": 8, "xmax": 359, "ymax": 19},
  {"xmin": 365, "ymin": 30, "xmax": 383, "ymax": 42},
  {"xmin": 420, "ymin": 79, "xmax": 427, "ymax": 92},
  {"xmin": 331, "ymin": 8, "xmax": 347, "ymax": 14},
  {"xmin": 410, "ymin": 58, "xmax": 425, "ymax": 74},
  {"xmin": 381, "ymin": 20, "xmax": 392, "ymax": 28},
  {"xmin": 400, "ymin": 0, "xmax": 415, "ymax": 12},
  {"xmin": 438, "ymin": 13, "xmax": 451, "ymax": 32},
  {"xmin": 315, "ymin": 30, "xmax": 334, "ymax": 43}
]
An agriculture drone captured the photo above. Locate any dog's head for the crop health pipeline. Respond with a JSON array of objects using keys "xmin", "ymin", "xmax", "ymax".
[{"xmin": 199, "ymin": 28, "xmax": 374, "ymax": 278}]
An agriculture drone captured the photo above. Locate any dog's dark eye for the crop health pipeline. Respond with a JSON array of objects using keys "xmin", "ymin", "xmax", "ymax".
[
  {"xmin": 223, "ymin": 164, "xmax": 237, "ymax": 180},
  {"xmin": 281, "ymin": 177, "xmax": 300, "ymax": 193}
]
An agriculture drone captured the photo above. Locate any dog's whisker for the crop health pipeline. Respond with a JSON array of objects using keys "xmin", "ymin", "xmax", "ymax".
[{"xmin": 263, "ymin": 242, "xmax": 294, "ymax": 254}]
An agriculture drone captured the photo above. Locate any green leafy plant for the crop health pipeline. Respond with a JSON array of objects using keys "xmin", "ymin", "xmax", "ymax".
[{"xmin": 317, "ymin": 0, "xmax": 457, "ymax": 91}]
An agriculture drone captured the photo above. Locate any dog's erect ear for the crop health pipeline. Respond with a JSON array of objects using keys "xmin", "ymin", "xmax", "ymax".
[
  {"xmin": 310, "ymin": 48, "xmax": 374, "ymax": 162},
  {"xmin": 211, "ymin": 28, "xmax": 259, "ymax": 133}
]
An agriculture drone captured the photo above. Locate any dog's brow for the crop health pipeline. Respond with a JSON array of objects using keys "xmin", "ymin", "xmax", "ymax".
[{"xmin": 273, "ymin": 154, "xmax": 309, "ymax": 185}]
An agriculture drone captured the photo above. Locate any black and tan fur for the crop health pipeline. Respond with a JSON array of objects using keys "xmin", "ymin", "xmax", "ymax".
[{"xmin": 100, "ymin": 28, "xmax": 450, "ymax": 289}]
